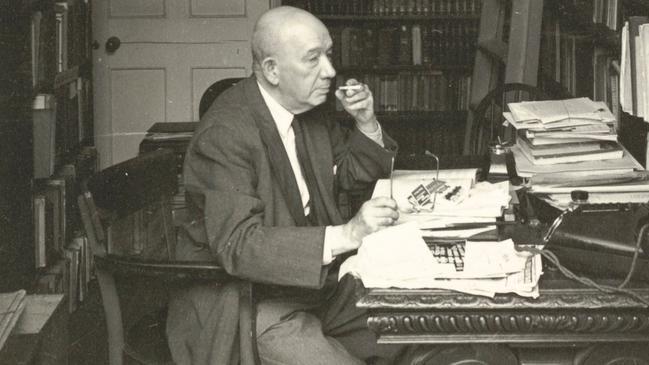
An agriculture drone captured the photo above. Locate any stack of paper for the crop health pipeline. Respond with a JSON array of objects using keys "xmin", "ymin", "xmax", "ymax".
[
  {"xmin": 339, "ymin": 223, "xmax": 542, "ymax": 298},
  {"xmin": 0, "ymin": 289, "xmax": 26, "ymax": 351},
  {"xmin": 505, "ymin": 98, "xmax": 626, "ymax": 168}
]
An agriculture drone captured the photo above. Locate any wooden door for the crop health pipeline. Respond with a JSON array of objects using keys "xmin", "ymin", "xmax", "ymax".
[{"xmin": 92, "ymin": 0, "xmax": 269, "ymax": 168}]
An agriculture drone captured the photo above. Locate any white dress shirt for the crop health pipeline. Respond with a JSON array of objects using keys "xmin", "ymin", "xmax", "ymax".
[{"xmin": 257, "ymin": 82, "xmax": 384, "ymax": 264}]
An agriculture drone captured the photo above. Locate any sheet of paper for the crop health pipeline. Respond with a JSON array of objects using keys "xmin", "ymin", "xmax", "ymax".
[
  {"xmin": 504, "ymin": 112, "xmax": 607, "ymax": 131},
  {"xmin": 355, "ymin": 222, "xmax": 439, "ymax": 282},
  {"xmin": 463, "ymin": 240, "xmax": 531, "ymax": 277},
  {"xmin": 509, "ymin": 98, "xmax": 604, "ymax": 125}
]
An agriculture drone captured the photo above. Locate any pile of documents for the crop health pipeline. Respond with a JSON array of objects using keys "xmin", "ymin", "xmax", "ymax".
[
  {"xmin": 338, "ymin": 168, "xmax": 543, "ymax": 298},
  {"xmin": 506, "ymin": 97, "xmax": 649, "ymax": 208},
  {"xmin": 505, "ymin": 97, "xmax": 628, "ymax": 171},
  {"xmin": 339, "ymin": 223, "xmax": 542, "ymax": 298},
  {"xmin": 0, "ymin": 289, "xmax": 26, "ymax": 351}
]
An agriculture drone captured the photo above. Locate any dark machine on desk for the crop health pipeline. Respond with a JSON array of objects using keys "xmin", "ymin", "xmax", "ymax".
[
  {"xmin": 486, "ymin": 141, "xmax": 649, "ymax": 286},
  {"xmin": 525, "ymin": 190, "xmax": 649, "ymax": 285}
]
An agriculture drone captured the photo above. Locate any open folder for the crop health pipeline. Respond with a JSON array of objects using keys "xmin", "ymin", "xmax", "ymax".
[{"xmin": 372, "ymin": 168, "xmax": 511, "ymax": 223}]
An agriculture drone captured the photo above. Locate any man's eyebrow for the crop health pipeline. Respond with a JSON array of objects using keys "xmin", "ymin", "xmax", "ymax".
[{"xmin": 304, "ymin": 47, "xmax": 323, "ymax": 58}]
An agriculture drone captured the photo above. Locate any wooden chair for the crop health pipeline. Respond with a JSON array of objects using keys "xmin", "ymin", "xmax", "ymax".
[
  {"xmin": 78, "ymin": 149, "xmax": 256, "ymax": 365},
  {"xmin": 464, "ymin": 82, "xmax": 558, "ymax": 156},
  {"xmin": 199, "ymin": 77, "xmax": 244, "ymax": 119}
]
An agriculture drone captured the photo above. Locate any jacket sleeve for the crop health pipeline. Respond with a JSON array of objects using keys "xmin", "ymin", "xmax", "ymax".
[
  {"xmin": 327, "ymin": 116, "xmax": 398, "ymax": 191},
  {"xmin": 183, "ymin": 119, "xmax": 328, "ymax": 289}
]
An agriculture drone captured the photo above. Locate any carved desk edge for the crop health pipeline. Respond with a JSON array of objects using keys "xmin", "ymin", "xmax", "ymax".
[
  {"xmin": 357, "ymin": 287, "xmax": 649, "ymax": 309},
  {"xmin": 358, "ymin": 287, "xmax": 649, "ymax": 342}
]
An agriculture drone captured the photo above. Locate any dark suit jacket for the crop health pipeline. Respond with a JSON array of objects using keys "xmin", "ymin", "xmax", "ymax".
[{"xmin": 166, "ymin": 75, "xmax": 397, "ymax": 364}]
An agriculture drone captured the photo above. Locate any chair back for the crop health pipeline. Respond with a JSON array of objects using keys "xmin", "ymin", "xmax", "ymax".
[
  {"xmin": 79, "ymin": 148, "xmax": 178, "ymax": 260},
  {"xmin": 199, "ymin": 77, "xmax": 244, "ymax": 119},
  {"xmin": 465, "ymin": 83, "xmax": 557, "ymax": 155}
]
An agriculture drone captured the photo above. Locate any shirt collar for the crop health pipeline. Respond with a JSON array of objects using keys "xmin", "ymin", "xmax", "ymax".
[{"xmin": 257, "ymin": 81, "xmax": 294, "ymax": 139}]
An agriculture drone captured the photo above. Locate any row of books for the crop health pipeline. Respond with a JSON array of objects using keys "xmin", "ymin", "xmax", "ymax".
[
  {"xmin": 539, "ymin": 19, "xmax": 621, "ymax": 108},
  {"xmin": 31, "ymin": 0, "xmax": 91, "ymax": 93},
  {"xmin": 32, "ymin": 146, "xmax": 97, "ymax": 312},
  {"xmin": 592, "ymin": 0, "xmax": 619, "ymax": 31},
  {"xmin": 592, "ymin": 50, "xmax": 620, "ymax": 121},
  {"xmin": 620, "ymin": 17, "xmax": 649, "ymax": 122},
  {"xmin": 35, "ymin": 234, "xmax": 92, "ymax": 314},
  {"xmin": 539, "ymin": 22, "xmax": 581, "ymax": 97},
  {"xmin": 332, "ymin": 22, "xmax": 478, "ymax": 67},
  {"xmin": 33, "ymin": 148, "xmax": 96, "ymax": 267},
  {"xmin": 293, "ymin": 0, "xmax": 482, "ymax": 16},
  {"xmin": 335, "ymin": 73, "xmax": 471, "ymax": 112}
]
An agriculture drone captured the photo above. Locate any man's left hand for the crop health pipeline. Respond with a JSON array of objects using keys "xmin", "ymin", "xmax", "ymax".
[{"xmin": 335, "ymin": 79, "xmax": 378, "ymax": 133}]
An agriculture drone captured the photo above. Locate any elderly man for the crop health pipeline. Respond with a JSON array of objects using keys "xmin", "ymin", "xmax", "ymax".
[{"xmin": 167, "ymin": 6, "xmax": 405, "ymax": 364}]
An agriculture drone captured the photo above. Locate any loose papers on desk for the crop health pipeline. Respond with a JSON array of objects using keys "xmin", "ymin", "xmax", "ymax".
[
  {"xmin": 372, "ymin": 169, "xmax": 511, "ymax": 222},
  {"xmin": 339, "ymin": 223, "xmax": 542, "ymax": 298}
]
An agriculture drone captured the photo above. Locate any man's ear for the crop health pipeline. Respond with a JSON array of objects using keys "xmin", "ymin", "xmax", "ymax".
[{"xmin": 260, "ymin": 57, "xmax": 279, "ymax": 86}]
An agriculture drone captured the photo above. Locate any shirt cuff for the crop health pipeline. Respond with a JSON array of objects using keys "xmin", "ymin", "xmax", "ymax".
[
  {"xmin": 358, "ymin": 121, "xmax": 384, "ymax": 147},
  {"xmin": 322, "ymin": 226, "xmax": 336, "ymax": 264}
]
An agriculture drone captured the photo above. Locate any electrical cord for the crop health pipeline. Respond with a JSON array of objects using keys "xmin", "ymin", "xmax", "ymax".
[{"xmin": 519, "ymin": 208, "xmax": 649, "ymax": 307}]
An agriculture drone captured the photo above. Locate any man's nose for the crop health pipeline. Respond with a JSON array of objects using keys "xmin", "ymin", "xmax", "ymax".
[{"xmin": 321, "ymin": 55, "xmax": 336, "ymax": 79}]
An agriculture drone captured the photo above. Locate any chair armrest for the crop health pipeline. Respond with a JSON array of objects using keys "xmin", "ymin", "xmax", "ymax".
[{"xmin": 95, "ymin": 255, "xmax": 233, "ymax": 282}]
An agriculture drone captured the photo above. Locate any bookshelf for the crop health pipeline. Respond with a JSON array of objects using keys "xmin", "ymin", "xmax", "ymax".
[
  {"xmin": 538, "ymin": 0, "xmax": 649, "ymax": 166},
  {"xmin": 283, "ymin": 0, "xmax": 481, "ymax": 156},
  {"xmin": 0, "ymin": 0, "xmax": 96, "ymax": 312}
]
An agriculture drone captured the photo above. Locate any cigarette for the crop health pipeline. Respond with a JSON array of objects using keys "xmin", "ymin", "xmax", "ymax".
[{"xmin": 338, "ymin": 85, "xmax": 363, "ymax": 91}]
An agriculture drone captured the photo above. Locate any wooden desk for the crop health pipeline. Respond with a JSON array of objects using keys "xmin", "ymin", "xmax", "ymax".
[{"xmin": 358, "ymin": 270, "xmax": 649, "ymax": 364}]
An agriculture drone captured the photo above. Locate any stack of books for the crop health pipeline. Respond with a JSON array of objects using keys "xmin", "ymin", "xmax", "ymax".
[{"xmin": 505, "ymin": 97, "xmax": 642, "ymax": 176}]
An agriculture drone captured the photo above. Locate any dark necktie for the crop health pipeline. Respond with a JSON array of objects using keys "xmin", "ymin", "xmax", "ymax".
[{"xmin": 292, "ymin": 115, "xmax": 329, "ymax": 226}]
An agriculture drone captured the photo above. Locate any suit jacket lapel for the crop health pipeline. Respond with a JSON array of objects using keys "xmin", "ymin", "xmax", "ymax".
[{"xmin": 242, "ymin": 77, "xmax": 307, "ymax": 226}]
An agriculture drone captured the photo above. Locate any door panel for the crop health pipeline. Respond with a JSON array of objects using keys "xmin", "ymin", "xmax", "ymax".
[
  {"xmin": 109, "ymin": 0, "xmax": 165, "ymax": 17},
  {"xmin": 110, "ymin": 68, "xmax": 166, "ymax": 162},
  {"xmin": 190, "ymin": 0, "xmax": 246, "ymax": 16},
  {"xmin": 93, "ymin": 0, "xmax": 269, "ymax": 167}
]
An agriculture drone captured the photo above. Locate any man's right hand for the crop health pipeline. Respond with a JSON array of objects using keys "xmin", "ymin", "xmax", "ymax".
[{"xmin": 340, "ymin": 197, "xmax": 399, "ymax": 252}]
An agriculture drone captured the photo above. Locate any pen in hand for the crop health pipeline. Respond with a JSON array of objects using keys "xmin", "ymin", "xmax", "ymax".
[{"xmin": 389, "ymin": 156, "xmax": 395, "ymax": 200}]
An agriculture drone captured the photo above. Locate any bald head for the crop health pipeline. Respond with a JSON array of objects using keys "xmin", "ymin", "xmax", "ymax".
[
  {"xmin": 251, "ymin": 6, "xmax": 327, "ymax": 72},
  {"xmin": 250, "ymin": 6, "xmax": 336, "ymax": 114}
]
